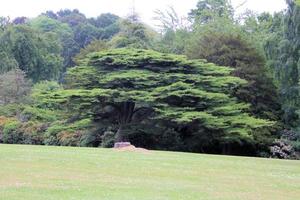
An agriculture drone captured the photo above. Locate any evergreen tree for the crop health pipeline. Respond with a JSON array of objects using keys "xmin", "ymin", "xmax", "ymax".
[
  {"xmin": 37, "ymin": 48, "xmax": 272, "ymax": 144},
  {"xmin": 265, "ymin": 0, "xmax": 300, "ymax": 126}
]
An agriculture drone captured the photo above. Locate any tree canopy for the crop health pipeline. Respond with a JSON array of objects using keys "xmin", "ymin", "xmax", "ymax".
[
  {"xmin": 189, "ymin": 0, "xmax": 234, "ymax": 24},
  {"xmin": 0, "ymin": 25, "xmax": 63, "ymax": 82},
  {"xmin": 264, "ymin": 0, "xmax": 300, "ymax": 126},
  {"xmin": 37, "ymin": 48, "xmax": 272, "ymax": 143}
]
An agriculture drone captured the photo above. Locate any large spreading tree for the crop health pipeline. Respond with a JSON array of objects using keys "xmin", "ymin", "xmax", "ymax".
[{"xmin": 37, "ymin": 48, "xmax": 272, "ymax": 143}]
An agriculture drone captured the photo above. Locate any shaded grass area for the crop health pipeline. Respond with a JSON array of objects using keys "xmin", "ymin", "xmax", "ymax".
[{"xmin": 0, "ymin": 144, "xmax": 299, "ymax": 200}]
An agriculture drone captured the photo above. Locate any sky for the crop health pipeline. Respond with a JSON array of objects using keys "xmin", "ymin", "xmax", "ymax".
[{"xmin": 0, "ymin": 0, "xmax": 287, "ymax": 26}]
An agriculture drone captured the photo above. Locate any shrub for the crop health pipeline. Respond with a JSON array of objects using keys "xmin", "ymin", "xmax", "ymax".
[
  {"xmin": 21, "ymin": 121, "xmax": 47, "ymax": 145},
  {"xmin": 0, "ymin": 116, "xmax": 16, "ymax": 142},
  {"xmin": 80, "ymin": 130, "xmax": 102, "ymax": 147},
  {"xmin": 44, "ymin": 123, "xmax": 66, "ymax": 145},
  {"xmin": 276, "ymin": 129, "xmax": 300, "ymax": 159},
  {"xmin": 44, "ymin": 118, "xmax": 92, "ymax": 145},
  {"xmin": 57, "ymin": 130, "xmax": 83, "ymax": 146},
  {"xmin": 0, "ymin": 104, "xmax": 59, "ymax": 123},
  {"xmin": 291, "ymin": 141, "xmax": 300, "ymax": 152},
  {"xmin": 101, "ymin": 129, "xmax": 115, "ymax": 148},
  {"xmin": 2, "ymin": 120, "xmax": 23, "ymax": 144},
  {"xmin": 270, "ymin": 139, "xmax": 296, "ymax": 159}
]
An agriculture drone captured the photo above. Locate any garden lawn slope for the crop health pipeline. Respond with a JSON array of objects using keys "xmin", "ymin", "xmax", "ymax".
[{"xmin": 0, "ymin": 144, "xmax": 299, "ymax": 200}]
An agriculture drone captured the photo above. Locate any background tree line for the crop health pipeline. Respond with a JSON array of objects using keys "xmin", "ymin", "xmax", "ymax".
[{"xmin": 0, "ymin": 0, "xmax": 299, "ymax": 159}]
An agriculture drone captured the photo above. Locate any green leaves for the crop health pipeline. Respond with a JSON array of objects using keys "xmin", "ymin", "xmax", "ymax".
[
  {"xmin": 265, "ymin": 0, "xmax": 300, "ymax": 126},
  {"xmin": 35, "ymin": 48, "xmax": 273, "ymax": 141},
  {"xmin": 0, "ymin": 25, "xmax": 63, "ymax": 82}
]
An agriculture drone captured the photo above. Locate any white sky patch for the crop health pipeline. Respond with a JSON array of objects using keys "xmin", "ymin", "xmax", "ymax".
[{"xmin": 0, "ymin": 0, "xmax": 287, "ymax": 26}]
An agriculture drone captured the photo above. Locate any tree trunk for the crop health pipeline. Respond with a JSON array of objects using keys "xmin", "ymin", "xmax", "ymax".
[
  {"xmin": 115, "ymin": 101, "xmax": 135, "ymax": 143},
  {"xmin": 115, "ymin": 125, "xmax": 126, "ymax": 142}
]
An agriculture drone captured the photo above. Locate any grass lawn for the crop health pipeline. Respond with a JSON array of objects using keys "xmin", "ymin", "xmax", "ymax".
[{"xmin": 0, "ymin": 144, "xmax": 299, "ymax": 200}]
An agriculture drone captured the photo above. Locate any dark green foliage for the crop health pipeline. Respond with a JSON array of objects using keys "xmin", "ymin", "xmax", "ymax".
[
  {"xmin": 128, "ymin": 122, "xmax": 185, "ymax": 151},
  {"xmin": 36, "ymin": 48, "xmax": 272, "ymax": 151},
  {"xmin": 89, "ymin": 13, "xmax": 119, "ymax": 28},
  {"xmin": 186, "ymin": 29, "xmax": 282, "ymax": 122},
  {"xmin": 20, "ymin": 106, "xmax": 58, "ymax": 122},
  {"xmin": 265, "ymin": 1, "xmax": 300, "ymax": 126},
  {"xmin": 0, "ymin": 51, "xmax": 18, "ymax": 74},
  {"xmin": 1, "ymin": 119, "xmax": 44, "ymax": 145},
  {"xmin": 29, "ymin": 15, "xmax": 80, "ymax": 69},
  {"xmin": 56, "ymin": 9, "xmax": 87, "ymax": 27},
  {"xmin": 0, "ymin": 103, "xmax": 59, "ymax": 123},
  {"xmin": 74, "ymin": 23, "xmax": 101, "ymax": 48},
  {"xmin": 257, "ymin": 1, "xmax": 300, "ymax": 157},
  {"xmin": 239, "ymin": 1, "xmax": 300, "ymax": 156},
  {"xmin": 0, "ymin": 103, "xmax": 94, "ymax": 146},
  {"xmin": 0, "ymin": 117, "xmax": 45, "ymax": 145},
  {"xmin": 2, "ymin": 120, "xmax": 22, "ymax": 144},
  {"xmin": 0, "ymin": 5, "xmax": 295, "ymax": 157},
  {"xmin": 44, "ymin": 119, "xmax": 92, "ymax": 146},
  {"xmin": 152, "ymin": 1, "xmax": 284, "ymax": 153},
  {"xmin": 101, "ymin": 129, "xmax": 115, "ymax": 148},
  {"xmin": 0, "ymin": 25, "xmax": 63, "ymax": 82},
  {"xmin": 31, "ymin": 11, "xmax": 121, "ymax": 69},
  {"xmin": 183, "ymin": 15, "xmax": 283, "ymax": 153},
  {"xmin": 88, "ymin": 13, "xmax": 120, "ymax": 39}
]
